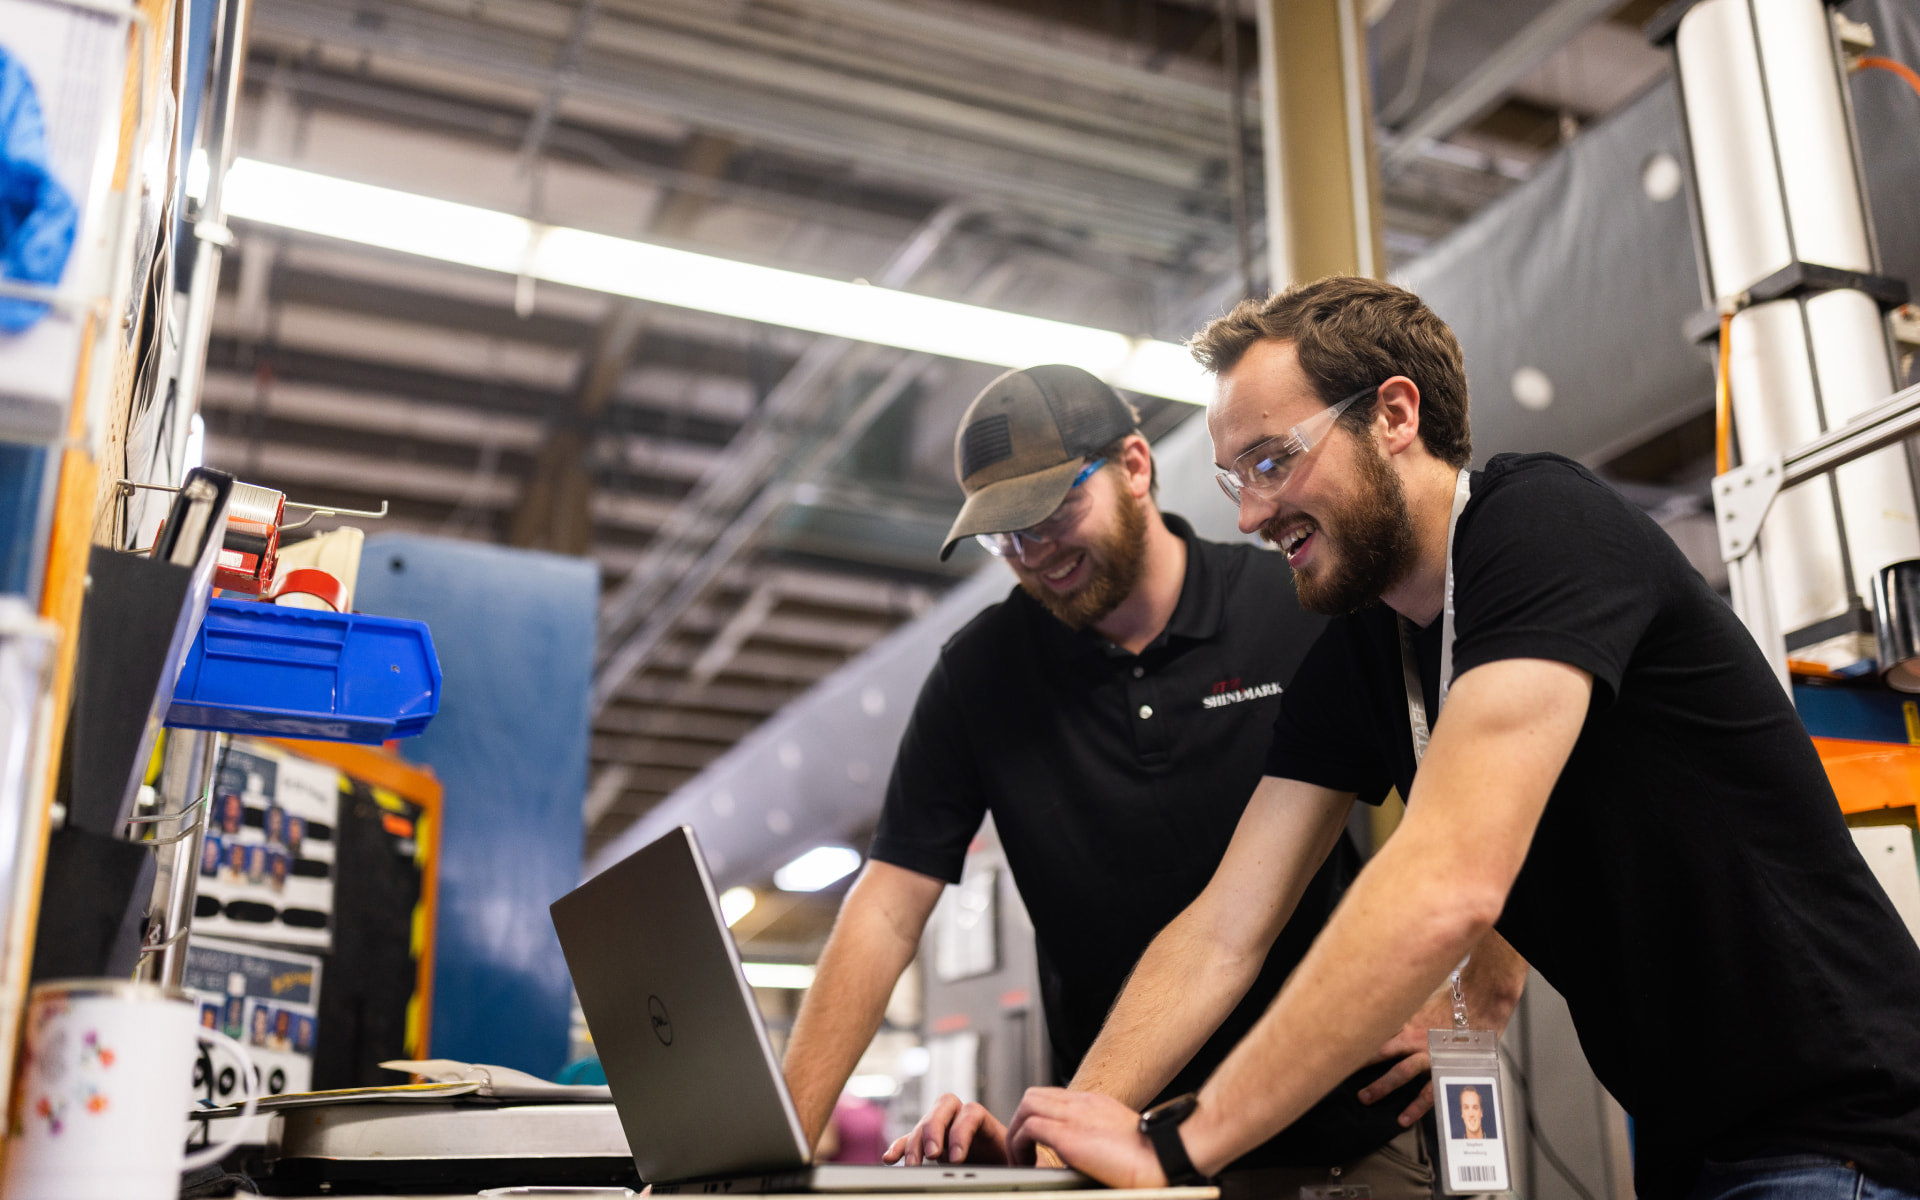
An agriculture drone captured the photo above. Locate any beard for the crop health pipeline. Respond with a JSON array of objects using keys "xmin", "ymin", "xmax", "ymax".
[
  {"xmin": 1016, "ymin": 483, "xmax": 1149, "ymax": 631},
  {"xmin": 1265, "ymin": 435, "xmax": 1417, "ymax": 615}
]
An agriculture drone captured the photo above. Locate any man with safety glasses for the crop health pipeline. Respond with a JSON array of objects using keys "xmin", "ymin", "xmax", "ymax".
[
  {"xmin": 1002, "ymin": 277, "xmax": 1920, "ymax": 1200},
  {"xmin": 781, "ymin": 363, "xmax": 1523, "ymax": 1200}
]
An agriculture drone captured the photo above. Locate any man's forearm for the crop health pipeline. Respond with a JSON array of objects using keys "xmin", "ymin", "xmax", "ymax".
[
  {"xmin": 1183, "ymin": 824, "xmax": 1500, "ymax": 1174},
  {"xmin": 1067, "ymin": 905, "xmax": 1269, "ymax": 1106},
  {"xmin": 1070, "ymin": 779, "xmax": 1356, "ymax": 1107},
  {"xmin": 1178, "ymin": 660, "xmax": 1588, "ymax": 1175},
  {"xmin": 784, "ymin": 866, "xmax": 939, "ymax": 1143}
]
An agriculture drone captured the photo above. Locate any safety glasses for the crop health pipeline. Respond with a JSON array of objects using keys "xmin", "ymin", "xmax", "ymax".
[
  {"xmin": 1214, "ymin": 384, "xmax": 1376, "ymax": 506},
  {"xmin": 976, "ymin": 458, "xmax": 1107, "ymax": 559}
]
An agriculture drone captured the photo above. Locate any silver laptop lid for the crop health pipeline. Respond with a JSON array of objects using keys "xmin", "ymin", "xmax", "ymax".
[{"xmin": 552, "ymin": 826, "xmax": 810, "ymax": 1184}]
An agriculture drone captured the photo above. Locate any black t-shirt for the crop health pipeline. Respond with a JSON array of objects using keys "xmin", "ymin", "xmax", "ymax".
[
  {"xmin": 872, "ymin": 514, "xmax": 1417, "ymax": 1168},
  {"xmin": 1265, "ymin": 453, "xmax": 1920, "ymax": 1199}
]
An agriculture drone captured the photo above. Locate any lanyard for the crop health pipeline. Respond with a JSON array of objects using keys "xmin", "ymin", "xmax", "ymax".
[{"xmin": 1399, "ymin": 467, "xmax": 1474, "ymax": 1027}]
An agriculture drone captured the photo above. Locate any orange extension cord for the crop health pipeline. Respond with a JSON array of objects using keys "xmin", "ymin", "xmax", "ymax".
[
  {"xmin": 1855, "ymin": 55, "xmax": 1920, "ymax": 102},
  {"xmin": 1716, "ymin": 310, "xmax": 1733, "ymax": 476}
]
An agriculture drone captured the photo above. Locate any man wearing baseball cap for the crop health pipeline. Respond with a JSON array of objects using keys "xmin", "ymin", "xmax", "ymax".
[{"xmin": 780, "ymin": 364, "xmax": 1527, "ymax": 1199}]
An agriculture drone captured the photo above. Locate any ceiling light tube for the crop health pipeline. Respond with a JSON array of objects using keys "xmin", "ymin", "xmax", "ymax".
[
  {"xmin": 773, "ymin": 844, "xmax": 862, "ymax": 892},
  {"xmin": 221, "ymin": 159, "xmax": 1211, "ymax": 405},
  {"xmin": 742, "ymin": 961, "xmax": 817, "ymax": 989},
  {"xmin": 719, "ymin": 886, "xmax": 757, "ymax": 927}
]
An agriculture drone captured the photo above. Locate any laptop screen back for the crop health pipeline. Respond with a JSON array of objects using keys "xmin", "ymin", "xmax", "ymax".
[{"xmin": 552, "ymin": 826, "xmax": 810, "ymax": 1184}]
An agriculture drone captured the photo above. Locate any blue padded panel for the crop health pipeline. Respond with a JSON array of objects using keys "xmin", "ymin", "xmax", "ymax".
[{"xmin": 356, "ymin": 535, "xmax": 594, "ymax": 1078}]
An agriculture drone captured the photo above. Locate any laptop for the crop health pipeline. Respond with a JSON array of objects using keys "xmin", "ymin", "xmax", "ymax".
[{"xmin": 551, "ymin": 825, "xmax": 1093, "ymax": 1193}]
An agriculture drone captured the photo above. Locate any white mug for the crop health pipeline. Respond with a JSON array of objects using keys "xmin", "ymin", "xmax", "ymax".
[{"xmin": 4, "ymin": 978, "xmax": 260, "ymax": 1200}]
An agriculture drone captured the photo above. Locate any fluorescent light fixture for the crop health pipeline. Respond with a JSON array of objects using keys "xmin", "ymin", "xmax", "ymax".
[
  {"xmin": 220, "ymin": 159, "xmax": 1212, "ymax": 405},
  {"xmin": 774, "ymin": 845, "xmax": 862, "ymax": 893},
  {"xmin": 719, "ymin": 886, "xmax": 757, "ymax": 927},
  {"xmin": 847, "ymin": 1074, "xmax": 899, "ymax": 1099},
  {"xmin": 742, "ymin": 961, "xmax": 817, "ymax": 989}
]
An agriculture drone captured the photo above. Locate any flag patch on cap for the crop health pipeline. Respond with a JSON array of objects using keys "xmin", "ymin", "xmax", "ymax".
[{"xmin": 959, "ymin": 414, "xmax": 1014, "ymax": 479}]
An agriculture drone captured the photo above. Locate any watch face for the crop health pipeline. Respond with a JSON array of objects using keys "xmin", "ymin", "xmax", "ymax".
[{"xmin": 1141, "ymin": 1092, "xmax": 1199, "ymax": 1130}]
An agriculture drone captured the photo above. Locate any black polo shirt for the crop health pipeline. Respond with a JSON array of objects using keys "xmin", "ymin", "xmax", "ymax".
[{"xmin": 872, "ymin": 514, "xmax": 1416, "ymax": 1168}]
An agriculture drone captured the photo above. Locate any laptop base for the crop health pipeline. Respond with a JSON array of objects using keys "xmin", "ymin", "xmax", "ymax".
[{"xmin": 652, "ymin": 1164, "xmax": 1093, "ymax": 1193}]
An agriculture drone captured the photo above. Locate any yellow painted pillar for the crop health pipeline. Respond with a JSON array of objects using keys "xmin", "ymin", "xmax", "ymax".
[{"xmin": 1253, "ymin": 0, "xmax": 1386, "ymax": 285}]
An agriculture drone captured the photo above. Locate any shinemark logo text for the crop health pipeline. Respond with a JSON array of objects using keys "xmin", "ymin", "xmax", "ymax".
[{"xmin": 1201, "ymin": 680, "xmax": 1282, "ymax": 709}]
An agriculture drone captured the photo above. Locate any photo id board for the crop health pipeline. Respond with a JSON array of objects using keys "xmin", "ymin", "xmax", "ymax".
[
  {"xmin": 196, "ymin": 741, "xmax": 340, "ymax": 949},
  {"xmin": 184, "ymin": 934, "xmax": 322, "ymax": 1149}
]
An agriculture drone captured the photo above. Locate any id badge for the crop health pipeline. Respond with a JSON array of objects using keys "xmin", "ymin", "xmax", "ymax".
[{"xmin": 1428, "ymin": 1028, "xmax": 1512, "ymax": 1194}]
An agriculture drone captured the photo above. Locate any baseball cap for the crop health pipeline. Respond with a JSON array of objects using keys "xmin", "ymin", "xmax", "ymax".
[{"xmin": 939, "ymin": 365, "xmax": 1139, "ymax": 561}]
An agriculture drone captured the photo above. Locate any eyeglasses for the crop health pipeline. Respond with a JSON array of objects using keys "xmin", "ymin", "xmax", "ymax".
[
  {"xmin": 976, "ymin": 458, "xmax": 1107, "ymax": 559},
  {"xmin": 1214, "ymin": 384, "xmax": 1376, "ymax": 506}
]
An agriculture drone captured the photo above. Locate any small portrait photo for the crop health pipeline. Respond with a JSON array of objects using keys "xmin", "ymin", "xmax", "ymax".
[
  {"xmin": 246, "ymin": 844, "xmax": 268, "ymax": 884},
  {"xmin": 223, "ymin": 996, "xmax": 245, "ymax": 1038},
  {"xmin": 223, "ymin": 841, "xmax": 247, "ymax": 883},
  {"xmin": 200, "ymin": 1003, "xmax": 220, "ymax": 1030},
  {"xmin": 218, "ymin": 791, "xmax": 244, "ymax": 836},
  {"xmin": 270, "ymin": 1007, "xmax": 293, "ymax": 1052},
  {"xmin": 292, "ymin": 1014, "xmax": 315, "ymax": 1055},
  {"xmin": 249, "ymin": 1004, "xmax": 271, "ymax": 1048},
  {"xmin": 1446, "ymin": 1082, "xmax": 1497, "ymax": 1142},
  {"xmin": 268, "ymin": 851, "xmax": 289, "ymax": 892},
  {"xmin": 264, "ymin": 805, "xmax": 285, "ymax": 847},
  {"xmin": 285, "ymin": 816, "xmax": 305, "ymax": 859},
  {"xmin": 200, "ymin": 834, "xmax": 222, "ymax": 877}
]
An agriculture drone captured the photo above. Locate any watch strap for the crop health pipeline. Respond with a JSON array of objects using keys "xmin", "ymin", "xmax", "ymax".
[{"xmin": 1139, "ymin": 1094, "xmax": 1208, "ymax": 1186}]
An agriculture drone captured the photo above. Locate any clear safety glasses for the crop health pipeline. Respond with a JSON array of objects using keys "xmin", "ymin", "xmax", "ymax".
[
  {"xmin": 1214, "ymin": 384, "xmax": 1376, "ymax": 506},
  {"xmin": 975, "ymin": 458, "xmax": 1107, "ymax": 559}
]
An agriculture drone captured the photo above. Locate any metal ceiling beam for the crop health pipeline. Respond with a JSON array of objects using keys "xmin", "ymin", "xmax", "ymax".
[
  {"xmin": 516, "ymin": 0, "xmax": 604, "ymax": 170},
  {"xmin": 512, "ymin": 131, "xmax": 738, "ymax": 554},
  {"xmin": 625, "ymin": 0, "xmax": 1234, "ymax": 115},
  {"xmin": 578, "ymin": 3, "xmax": 1228, "ymax": 158},
  {"xmin": 586, "ymin": 737, "xmax": 726, "ymax": 772},
  {"xmin": 593, "ymin": 707, "xmax": 760, "ymax": 741},
  {"xmin": 687, "ymin": 584, "xmax": 780, "ymax": 686},
  {"xmin": 591, "ymin": 350, "xmax": 934, "ymax": 711},
  {"xmin": 593, "ymin": 200, "xmax": 979, "ymax": 650},
  {"xmin": 199, "ymin": 371, "xmax": 550, "ymax": 452},
  {"xmin": 201, "ymin": 436, "xmax": 522, "ymax": 508},
  {"xmin": 246, "ymin": 61, "xmax": 935, "ymax": 240},
  {"xmin": 610, "ymin": 679, "xmax": 801, "ymax": 716},
  {"xmin": 1378, "ymin": 0, "xmax": 1622, "ymax": 175},
  {"xmin": 265, "ymin": 0, "xmax": 1210, "ymax": 180},
  {"xmin": 249, "ymin": 0, "xmax": 1223, "ymax": 253}
]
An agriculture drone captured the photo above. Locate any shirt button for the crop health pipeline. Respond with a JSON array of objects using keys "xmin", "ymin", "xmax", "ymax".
[
  {"xmin": 1138, "ymin": 704, "xmax": 1153, "ymax": 719},
  {"xmin": 1131, "ymin": 666, "xmax": 1144, "ymax": 678}
]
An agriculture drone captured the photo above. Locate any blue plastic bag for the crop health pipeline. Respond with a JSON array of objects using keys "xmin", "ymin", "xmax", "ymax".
[{"xmin": 0, "ymin": 46, "xmax": 78, "ymax": 334}]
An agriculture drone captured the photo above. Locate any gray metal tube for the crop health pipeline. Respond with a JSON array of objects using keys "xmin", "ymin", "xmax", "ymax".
[
  {"xmin": 1674, "ymin": 0, "xmax": 1920, "ymax": 646},
  {"xmin": 169, "ymin": 0, "xmax": 254, "ymax": 485}
]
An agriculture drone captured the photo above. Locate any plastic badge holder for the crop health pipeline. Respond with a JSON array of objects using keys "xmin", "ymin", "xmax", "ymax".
[
  {"xmin": 166, "ymin": 597, "xmax": 441, "ymax": 743},
  {"xmin": 1429, "ymin": 1028, "xmax": 1513, "ymax": 1195}
]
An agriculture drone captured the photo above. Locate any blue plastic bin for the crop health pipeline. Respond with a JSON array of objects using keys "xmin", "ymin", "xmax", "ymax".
[{"xmin": 166, "ymin": 597, "xmax": 442, "ymax": 742}]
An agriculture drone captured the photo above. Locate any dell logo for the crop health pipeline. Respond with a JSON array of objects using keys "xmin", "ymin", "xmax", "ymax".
[{"xmin": 648, "ymin": 994, "xmax": 673, "ymax": 1045}]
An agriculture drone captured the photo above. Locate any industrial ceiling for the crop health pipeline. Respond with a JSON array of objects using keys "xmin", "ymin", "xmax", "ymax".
[{"xmin": 205, "ymin": 0, "xmax": 1672, "ymax": 865}]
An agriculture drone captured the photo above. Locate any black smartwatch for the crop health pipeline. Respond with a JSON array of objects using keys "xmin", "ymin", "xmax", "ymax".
[{"xmin": 1138, "ymin": 1093, "xmax": 1209, "ymax": 1186}]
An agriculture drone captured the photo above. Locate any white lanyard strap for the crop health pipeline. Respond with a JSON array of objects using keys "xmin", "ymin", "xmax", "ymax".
[
  {"xmin": 1399, "ymin": 467, "xmax": 1473, "ymax": 763},
  {"xmin": 1399, "ymin": 467, "xmax": 1474, "ymax": 1029}
]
